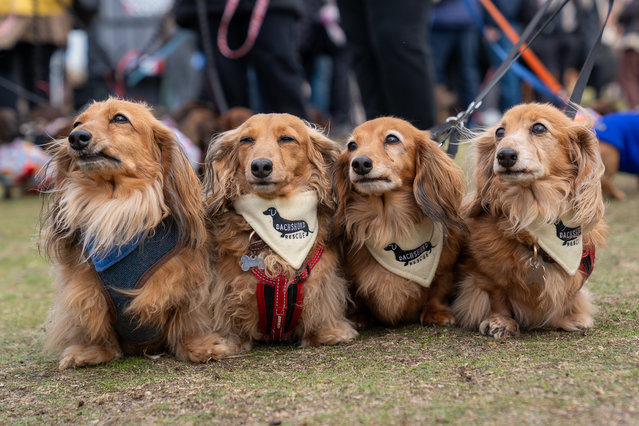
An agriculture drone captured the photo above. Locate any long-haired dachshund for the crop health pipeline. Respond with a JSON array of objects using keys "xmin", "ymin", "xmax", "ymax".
[
  {"xmin": 333, "ymin": 117, "xmax": 466, "ymax": 327},
  {"xmin": 452, "ymin": 103, "xmax": 607, "ymax": 338},
  {"xmin": 42, "ymin": 98, "xmax": 224, "ymax": 368},
  {"xmin": 203, "ymin": 113, "xmax": 358, "ymax": 358}
]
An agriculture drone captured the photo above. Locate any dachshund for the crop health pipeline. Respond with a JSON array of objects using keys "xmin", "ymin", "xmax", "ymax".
[
  {"xmin": 202, "ymin": 113, "xmax": 358, "ymax": 358},
  {"xmin": 452, "ymin": 103, "xmax": 607, "ymax": 338},
  {"xmin": 41, "ymin": 98, "xmax": 225, "ymax": 368},
  {"xmin": 333, "ymin": 117, "xmax": 466, "ymax": 328}
]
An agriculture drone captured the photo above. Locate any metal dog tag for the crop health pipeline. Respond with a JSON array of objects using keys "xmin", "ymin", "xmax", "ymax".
[
  {"xmin": 525, "ymin": 259, "xmax": 546, "ymax": 286},
  {"xmin": 240, "ymin": 254, "xmax": 265, "ymax": 271}
]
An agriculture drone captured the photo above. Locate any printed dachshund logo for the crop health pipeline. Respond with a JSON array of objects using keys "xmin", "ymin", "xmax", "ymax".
[
  {"xmin": 384, "ymin": 241, "xmax": 434, "ymax": 266},
  {"xmin": 263, "ymin": 207, "xmax": 314, "ymax": 238},
  {"xmin": 554, "ymin": 220, "xmax": 581, "ymax": 246}
]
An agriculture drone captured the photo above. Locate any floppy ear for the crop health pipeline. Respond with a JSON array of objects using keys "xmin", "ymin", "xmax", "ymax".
[
  {"xmin": 464, "ymin": 131, "xmax": 498, "ymax": 218},
  {"xmin": 568, "ymin": 124, "xmax": 605, "ymax": 230},
  {"xmin": 202, "ymin": 128, "xmax": 242, "ymax": 217},
  {"xmin": 305, "ymin": 125, "xmax": 340, "ymax": 210},
  {"xmin": 40, "ymin": 138, "xmax": 79, "ymax": 260},
  {"xmin": 331, "ymin": 149, "xmax": 353, "ymax": 230},
  {"xmin": 413, "ymin": 130, "xmax": 465, "ymax": 232},
  {"xmin": 153, "ymin": 123, "xmax": 206, "ymax": 249}
]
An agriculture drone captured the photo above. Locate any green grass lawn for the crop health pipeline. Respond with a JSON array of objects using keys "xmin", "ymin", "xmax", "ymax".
[{"xmin": 1, "ymin": 173, "xmax": 638, "ymax": 425}]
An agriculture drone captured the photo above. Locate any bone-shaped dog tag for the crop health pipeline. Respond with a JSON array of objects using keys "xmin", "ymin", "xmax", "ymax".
[
  {"xmin": 525, "ymin": 259, "xmax": 546, "ymax": 286},
  {"xmin": 240, "ymin": 254, "xmax": 265, "ymax": 271}
]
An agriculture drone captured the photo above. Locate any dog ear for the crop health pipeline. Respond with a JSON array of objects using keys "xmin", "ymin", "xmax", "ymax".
[
  {"xmin": 331, "ymin": 148, "xmax": 353, "ymax": 230},
  {"xmin": 153, "ymin": 122, "xmax": 206, "ymax": 249},
  {"xmin": 568, "ymin": 124, "xmax": 605, "ymax": 230},
  {"xmin": 40, "ymin": 138, "xmax": 78, "ymax": 260},
  {"xmin": 202, "ymin": 128, "xmax": 242, "ymax": 217},
  {"xmin": 306, "ymin": 125, "xmax": 340, "ymax": 209},
  {"xmin": 464, "ymin": 131, "xmax": 497, "ymax": 218},
  {"xmin": 413, "ymin": 130, "xmax": 465, "ymax": 232}
]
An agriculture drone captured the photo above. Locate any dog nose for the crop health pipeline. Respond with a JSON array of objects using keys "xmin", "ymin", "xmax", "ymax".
[
  {"xmin": 496, "ymin": 148, "xmax": 518, "ymax": 168},
  {"xmin": 68, "ymin": 129, "xmax": 92, "ymax": 151},
  {"xmin": 352, "ymin": 156, "xmax": 373, "ymax": 175},
  {"xmin": 251, "ymin": 158, "xmax": 273, "ymax": 178}
]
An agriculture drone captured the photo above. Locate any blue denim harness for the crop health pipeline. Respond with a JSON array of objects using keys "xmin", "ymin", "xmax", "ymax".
[{"xmin": 89, "ymin": 220, "xmax": 179, "ymax": 344}]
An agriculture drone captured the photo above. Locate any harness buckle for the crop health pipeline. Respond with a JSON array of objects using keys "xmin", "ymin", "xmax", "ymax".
[{"xmin": 295, "ymin": 264, "xmax": 311, "ymax": 284}]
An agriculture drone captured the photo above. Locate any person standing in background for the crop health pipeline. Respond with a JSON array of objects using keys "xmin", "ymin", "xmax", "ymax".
[
  {"xmin": 336, "ymin": 0, "xmax": 436, "ymax": 130},
  {"xmin": 174, "ymin": 0, "xmax": 310, "ymax": 119},
  {"xmin": 618, "ymin": 0, "xmax": 639, "ymax": 109},
  {"xmin": 429, "ymin": 0, "xmax": 482, "ymax": 115},
  {"xmin": 0, "ymin": 0, "xmax": 72, "ymax": 115}
]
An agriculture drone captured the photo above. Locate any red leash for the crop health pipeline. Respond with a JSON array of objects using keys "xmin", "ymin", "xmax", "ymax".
[{"xmin": 217, "ymin": 0, "xmax": 270, "ymax": 59}]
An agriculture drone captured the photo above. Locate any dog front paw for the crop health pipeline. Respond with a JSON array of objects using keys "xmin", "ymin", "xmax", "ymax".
[
  {"xmin": 420, "ymin": 309, "xmax": 456, "ymax": 327},
  {"xmin": 479, "ymin": 315, "xmax": 520, "ymax": 339},
  {"xmin": 557, "ymin": 314, "xmax": 594, "ymax": 332},
  {"xmin": 177, "ymin": 333, "xmax": 250, "ymax": 362},
  {"xmin": 58, "ymin": 344, "xmax": 120, "ymax": 369},
  {"xmin": 301, "ymin": 321, "xmax": 359, "ymax": 347}
]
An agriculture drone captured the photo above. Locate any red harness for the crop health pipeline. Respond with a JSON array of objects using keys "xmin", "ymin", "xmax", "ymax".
[
  {"xmin": 252, "ymin": 244, "xmax": 324, "ymax": 341},
  {"xmin": 542, "ymin": 245, "xmax": 596, "ymax": 289}
]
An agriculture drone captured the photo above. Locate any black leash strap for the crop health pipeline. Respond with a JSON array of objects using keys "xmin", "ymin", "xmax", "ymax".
[
  {"xmin": 432, "ymin": 0, "xmax": 572, "ymax": 158},
  {"xmin": 564, "ymin": 0, "xmax": 614, "ymax": 120},
  {"xmin": 195, "ymin": 0, "xmax": 230, "ymax": 114}
]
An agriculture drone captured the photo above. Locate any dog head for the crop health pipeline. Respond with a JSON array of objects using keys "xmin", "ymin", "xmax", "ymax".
[
  {"xmin": 263, "ymin": 207, "xmax": 277, "ymax": 217},
  {"xmin": 44, "ymin": 98, "xmax": 205, "ymax": 254},
  {"xmin": 334, "ymin": 117, "xmax": 465, "ymax": 231},
  {"xmin": 468, "ymin": 103, "xmax": 604, "ymax": 230},
  {"xmin": 203, "ymin": 113, "xmax": 339, "ymax": 215}
]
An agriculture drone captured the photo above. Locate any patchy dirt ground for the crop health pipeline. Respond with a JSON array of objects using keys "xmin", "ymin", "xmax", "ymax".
[{"xmin": 0, "ymin": 175, "xmax": 637, "ymax": 424}]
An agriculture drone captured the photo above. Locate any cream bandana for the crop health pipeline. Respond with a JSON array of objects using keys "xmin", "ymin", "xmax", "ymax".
[
  {"xmin": 233, "ymin": 191, "xmax": 319, "ymax": 269},
  {"xmin": 365, "ymin": 218, "xmax": 443, "ymax": 287},
  {"xmin": 525, "ymin": 212, "xmax": 583, "ymax": 276}
]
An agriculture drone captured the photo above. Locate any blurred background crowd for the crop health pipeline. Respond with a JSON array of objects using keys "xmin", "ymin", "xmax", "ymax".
[{"xmin": 1, "ymin": 0, "xmax": 638, "ymax": 197}]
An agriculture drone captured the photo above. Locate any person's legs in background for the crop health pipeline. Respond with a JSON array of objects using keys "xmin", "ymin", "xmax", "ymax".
[
  {"xmin": 365, "ymin": 0, "xmax": 436, "ymax": 129},
  {"xmin": 251, "ymin": 11, "xmax": 309, "ymax": 119}
]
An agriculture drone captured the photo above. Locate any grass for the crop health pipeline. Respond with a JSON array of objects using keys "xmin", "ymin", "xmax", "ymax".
[{"xmin": 0, "ymin": 172, "xmax": 638, "ymax": 424}]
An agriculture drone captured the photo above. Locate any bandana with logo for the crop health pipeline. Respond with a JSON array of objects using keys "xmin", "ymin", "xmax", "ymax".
[
  {"xmin": 233, "ymin": 191, "xmax": 319, "ymax": 269},
  {"xmin": 365, "ymin": 218, "xmax": 443, "ymax": 287},
  {"xmin": 525, "ymin": 212, "xmax": 583, "ymax": 276}
]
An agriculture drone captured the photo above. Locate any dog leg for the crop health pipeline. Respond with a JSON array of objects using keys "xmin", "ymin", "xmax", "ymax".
[
  {"xmin": 420, "ymin": 274, "xmax": 456, "ymax": 326},
  {"xmin": 58, "ymin": 344, "xmax": 122, "ymax": 369},
  {"xmin": 600, "ymin": 143, "xmax": 626, "ymax": 200},
  {"xmin": 554, "ymin": 288, "xmax": 595, "ymax": 332}
]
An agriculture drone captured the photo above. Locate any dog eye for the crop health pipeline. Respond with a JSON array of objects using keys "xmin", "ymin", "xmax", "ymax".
[
  {"xmin": 495, "ymin": 127, "xmax": 505, "ymax": 139},
  {"xmin": 278, "ymin": 136, "xmax": 296, "ymax": 143},
  {"xmin": 240, "ymin": 136, "xmax": 255, "ymax": 144},
  {"xmin": 385, "ymin": 134, "xmax": 400, "ymax": 145},
  {"xmin": 72, "ymin": 122, "xmax": 81, "ymax": 128},
  {"xmin": 347, "ymin": 141, "xmax": 357, "ymax": 151},
  {"xmin": 110, "ymin": 113, "xmax": 129, "ymax": 124},
  {"xmin": 531, "ymin": 122, "xmax": 547, "ymax": 135}
]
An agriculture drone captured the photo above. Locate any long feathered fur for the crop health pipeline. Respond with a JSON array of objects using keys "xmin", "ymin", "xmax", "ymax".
[
  {"xmin": 41, "ymin": 98, "xmax": 223, "ymax": 368},
  {"xmin": 332, "ymin": 117, "xmax": 466, "ymax": 327},
  {"xmin": 202, "ymin": 113, "xmax": 357, "ymax": 357},
  {"xmin": 453, "ymin": 103, "xmax": 607, "ymax": 338}
]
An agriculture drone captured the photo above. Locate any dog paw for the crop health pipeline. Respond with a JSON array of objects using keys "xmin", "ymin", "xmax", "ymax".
[
  {"xmin": 557, "ymin": 314, "xmax": 594, "ymax": 332},
  {"xmin": 479, "ymin": 315, "xmax": 520, "ymax": 339},
  {"xmin": 301, "ymin": 321, "xmax": 359, "ymax": 347},
  {"xmin": 58, "ymin": 344, "xmax": 120, "ymax": 369},
  {"xmin": 420, "ymin": 309, "xmax": 456, "ymax": 327},
  {"xmin": 177, "ymin": 334, "xmax": 249, "ymax": 362}
]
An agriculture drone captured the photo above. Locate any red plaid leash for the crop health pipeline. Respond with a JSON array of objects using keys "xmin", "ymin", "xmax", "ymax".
[{"xmin": 217, "ymin": 0, "xmax": 270, "ymax": 59}]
